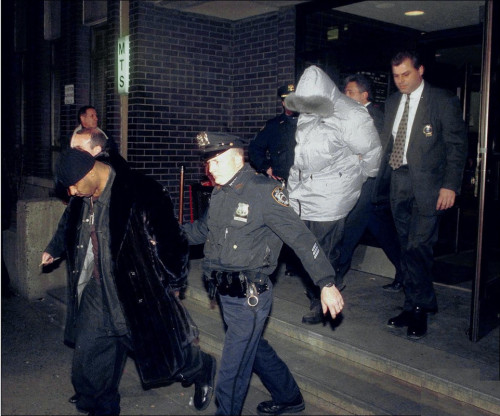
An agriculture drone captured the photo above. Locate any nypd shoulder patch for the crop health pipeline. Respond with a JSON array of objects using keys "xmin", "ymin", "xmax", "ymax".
[{"xmin": 272, "ymin": 186, "xmax": 289, "ymax": 207}]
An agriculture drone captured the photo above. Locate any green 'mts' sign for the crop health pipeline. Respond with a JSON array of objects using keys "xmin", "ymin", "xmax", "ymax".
[{"xmin": 117, "ymin": 35, "xmax": 129, "ymax": 94}]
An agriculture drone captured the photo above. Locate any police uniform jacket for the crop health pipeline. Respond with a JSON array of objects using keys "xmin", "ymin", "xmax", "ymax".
[
  {"xmin": 248, "ymin": 112, "xmax": 298, "ymax": 180},
  {"xmin": 45, "ymin": 168, "xmax": 192, "ymax": 387},
  {"xmin": 183, "ymin": 164, "xmax": 336, "ymax": 288}
]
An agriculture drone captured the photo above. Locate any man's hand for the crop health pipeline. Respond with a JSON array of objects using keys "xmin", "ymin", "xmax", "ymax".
[
  {"xmin": 40, "ymin": 252, "xmax": 55, "ymax": 267},
  {"xmin": 320, "ymin": 285, "xmax": 344, "ymax": 319},
  {"xmin": 436, "ymin": 188, "xmax": 456, "ymax": 210}
]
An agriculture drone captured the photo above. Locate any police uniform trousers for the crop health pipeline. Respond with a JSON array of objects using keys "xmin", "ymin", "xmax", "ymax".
[
  {"xmin": 390, "ymin": 167, "xmax": 439, "ymax": 311},
  {"xmin": 72, "ymin": 276, "xmax": 131, "ymax": 415},
  {"xmin": 337, "ymin": 177, "xmax": 403, "ymax": 282},
  {"xmin": 215, "ymin": 283, "xmax": 301, "ymax": 415}
]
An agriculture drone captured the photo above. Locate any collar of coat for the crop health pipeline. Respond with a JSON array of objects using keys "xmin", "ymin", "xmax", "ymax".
[{"xmin": 213, "ymin": 164, "xmax": 255, "ymax": 195}]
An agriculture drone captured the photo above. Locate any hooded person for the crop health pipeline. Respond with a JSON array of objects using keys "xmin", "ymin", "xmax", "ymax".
[{"xmin": 285, "ymin": 65, "xmax": 382, "ymax": 324}]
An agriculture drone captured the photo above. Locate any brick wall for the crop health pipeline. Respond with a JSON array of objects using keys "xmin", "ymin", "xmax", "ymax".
[{"xmin": 125, "ymin": 2, "xmax": 296, "ymax": 220}]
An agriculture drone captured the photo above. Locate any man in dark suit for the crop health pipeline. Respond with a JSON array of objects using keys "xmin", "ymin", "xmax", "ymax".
[
  {"xmin": 380, "ymin": 51, "xmax": 467, "ymax": 339},
  {"xmin": 338, "ymin": 74, "xmax": 404, "ymax": 291}
]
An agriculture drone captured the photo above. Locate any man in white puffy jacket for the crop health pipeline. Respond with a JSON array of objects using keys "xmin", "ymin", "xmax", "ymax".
[{"xmin": 285, "ymin": 65, "xmax": 382, "ymax": 324}]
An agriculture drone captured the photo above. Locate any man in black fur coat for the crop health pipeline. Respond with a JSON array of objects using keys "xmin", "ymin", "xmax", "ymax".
[{"xmin": 41, "ymin": 139, "xmax": 215, "ymax": 415}]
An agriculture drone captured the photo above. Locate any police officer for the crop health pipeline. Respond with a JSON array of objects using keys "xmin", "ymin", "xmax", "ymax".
[
  {"xmin": 183, "ymin": 132, "xmax": 344, "ymax": 416},
  {"xmin": 249, "ymin": 84, "xmax": 298, "ymax": 182}
]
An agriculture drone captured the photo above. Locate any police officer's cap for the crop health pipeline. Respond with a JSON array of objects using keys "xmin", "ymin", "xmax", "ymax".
[
  {"xmin": 196, "ymin": 131, "xmax": 246, "ymax": 160},
  {"xmin": 277, "ymin": 84, "xmax": 295, "ymax": 99}
]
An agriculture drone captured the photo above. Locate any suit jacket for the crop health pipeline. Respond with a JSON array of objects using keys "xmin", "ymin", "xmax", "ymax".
[
  {"xmin": 373, "ymin": 82, "xmax": 467, "ymax": 214},
  {"xmin": 366, "ymin": 102, "xmax": 384, "ymax": 136}
]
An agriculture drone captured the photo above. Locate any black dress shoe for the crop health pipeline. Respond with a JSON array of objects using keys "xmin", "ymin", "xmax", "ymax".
[
  {"xmin": 387, "ymin": 310, "xmax": 412, "ymax": 328},
  {"xmin": 257, "ymin": 395, "xmax": 305, "ymax": 415},
  {"xmin": 382, "ymin": 281, "xmax": 403, "ymax": 291},
  {"xmin": 68, "ymin": 393, "xmax": 80, "ymax": 404},
  {"xmin": 193, "ymin": 353, "xmax": 216, "ymax": 411},
  {"xmin": 407, "ymin": 307, "xmax": 427, "ymax": 339}
]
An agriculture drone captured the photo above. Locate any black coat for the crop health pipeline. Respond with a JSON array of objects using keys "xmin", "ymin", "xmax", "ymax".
[
  {"xmin": 248, "ymin": 112, "xmax": 298, "ymax": 180},
  {"xmin": 46, "ymin": 169, "xmax": 192, "ymax": 387}
]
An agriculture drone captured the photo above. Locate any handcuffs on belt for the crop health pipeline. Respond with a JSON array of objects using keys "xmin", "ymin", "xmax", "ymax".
[{"xmin": 207, "ymin": 271, "xmax": 268, "ymax": 307}]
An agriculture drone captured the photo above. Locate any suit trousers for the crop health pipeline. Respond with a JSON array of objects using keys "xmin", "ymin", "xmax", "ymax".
[
  {"xmin": 390, "ymin": 167, "xmax": 439, "ymax": 311},
  {"xmin": 215, "ymin": 284, "xmax": 301, "ymax": 415},
  {"xmin": 337, "ymin": 178, "xmax": 403, "ymax": 283}
]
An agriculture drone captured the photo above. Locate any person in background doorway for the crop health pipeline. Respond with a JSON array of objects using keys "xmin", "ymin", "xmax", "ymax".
[
  {"xmin": 338, "ymin": 74, "xmax": 404, "ymax": 292},
  {"xmin": 74, "ymin": 105, "xmax": 109, "ymax": 139},
  {"xmin": 249, "ymin": 84, "xmax": 298, "ymax": 182}
]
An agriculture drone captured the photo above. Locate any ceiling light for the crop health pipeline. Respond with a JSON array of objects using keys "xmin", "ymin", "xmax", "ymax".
[{"xmin": 405, "ymin": 10, "xmax": 425, "ymax": 16}]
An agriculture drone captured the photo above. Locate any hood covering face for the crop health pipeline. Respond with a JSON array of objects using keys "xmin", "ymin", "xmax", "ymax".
[{"xmin": 284, "ymin": 65, "xmax": 338, "ymax": 117}]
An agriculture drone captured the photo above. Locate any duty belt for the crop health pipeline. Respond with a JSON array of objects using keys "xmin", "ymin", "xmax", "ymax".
[{"xmin": 208, "ymin": 270, "xmax": 269, "ymax": 306}]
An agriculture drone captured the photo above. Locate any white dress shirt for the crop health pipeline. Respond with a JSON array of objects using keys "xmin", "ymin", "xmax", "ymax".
[{"xmin": 391, "ymin": 80, "xmax": 425, "ymax": 165}]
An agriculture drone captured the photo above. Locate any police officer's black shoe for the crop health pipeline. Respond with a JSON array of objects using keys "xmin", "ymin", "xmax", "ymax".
[
  {"xmin": 257, "ymin": 395, "xmax": 305, "ymax": 415},
  {"xmin": 193, "ymin": 353, "xmax": 216, "ymax": 411}
]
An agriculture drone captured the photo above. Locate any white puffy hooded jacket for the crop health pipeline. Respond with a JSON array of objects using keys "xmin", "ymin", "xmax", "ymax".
[{"xmin": 285, "ymin": 65, "xmax": 381, "ymax": 221}]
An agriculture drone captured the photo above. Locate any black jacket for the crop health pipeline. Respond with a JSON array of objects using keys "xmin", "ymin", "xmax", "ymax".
[
  {"xmin": 46, "ymin": 168, "xmax": 191, "ymax": 387},
  {"xmin": 249, "ymin": 112, "xmax": 298, "ymax": 180}
]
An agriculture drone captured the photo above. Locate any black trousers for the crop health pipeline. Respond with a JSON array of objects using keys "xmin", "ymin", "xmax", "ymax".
[
  {"xmin": 302, "ymin": 218, "xmax": 345, "ymax": 299},
  {"xmin": 337, "ymin": 177, "xmax": 403, "ymax": 283},
  {"xmin": 390, "ymin": 167, "xmax": 439, "ymax": 312},
  {"xmin": 72, "ymin": 277, "xmax": 130, "ymax": 415}
]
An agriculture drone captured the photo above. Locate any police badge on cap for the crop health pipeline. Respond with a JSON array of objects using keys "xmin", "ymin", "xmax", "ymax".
[
  {"xmin": 196, "ymin": 131, "xmax": 246, "ymax": 160},
  {"xmin": 278, "ymin": 84, "xmax": 295, "ymax": 99}
]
